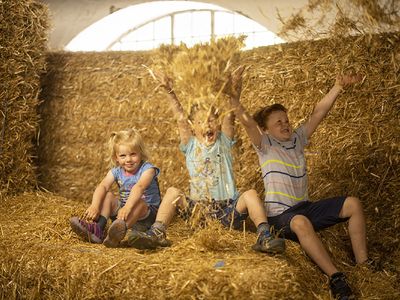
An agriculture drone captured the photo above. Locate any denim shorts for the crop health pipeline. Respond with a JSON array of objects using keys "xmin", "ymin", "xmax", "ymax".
[
  {"xmin": 267, "ymin": 196, "xmax": 349, "ymax": 241},
  {"xmin": 111, "ymin": 204, "xmax": 158, "ymax": 232},
  {"xmin": 178, "ymin": 197, "xmax": 248, "ymax": 230}
]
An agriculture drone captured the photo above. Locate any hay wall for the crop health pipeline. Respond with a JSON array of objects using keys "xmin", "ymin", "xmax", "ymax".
[{"xmin": 0, "ymin": 0, "xmax": 48, "ymax": 197}]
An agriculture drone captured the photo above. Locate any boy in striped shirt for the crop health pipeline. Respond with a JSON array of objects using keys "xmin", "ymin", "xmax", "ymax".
[{"xmin": 226, "ymin": 67, "xmax": 369, "ymax": 300}]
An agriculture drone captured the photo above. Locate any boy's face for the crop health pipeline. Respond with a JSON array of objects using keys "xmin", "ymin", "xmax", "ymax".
[
  {"xmin": 264, "ymin": 110, "xmax": 293, "ymax": 142},
  {"xmin": 192, "ymin": 109, "xmax": 220, "ymax": 146}
]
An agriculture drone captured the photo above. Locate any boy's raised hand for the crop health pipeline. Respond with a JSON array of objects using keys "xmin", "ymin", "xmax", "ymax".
[
  {"xmin": 224, "ymin": 65, "xmax": 245, "ymax": 100},
  {"xmin": 336, "ymin": 73, "xmax": 363, "ymax": 88}
]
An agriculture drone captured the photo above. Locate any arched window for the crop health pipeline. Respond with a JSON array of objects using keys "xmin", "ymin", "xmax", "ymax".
[{"xmin": 66, "ymin": 1, "xmax": 284, "ymax": 51}]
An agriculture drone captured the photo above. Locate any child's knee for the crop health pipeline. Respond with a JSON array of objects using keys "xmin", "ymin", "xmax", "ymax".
[
  {"xmin": 341, "ymin": 196, "xmax": 363, "ymax": 217},
  {"xmin": 165, "ymin": 187, "xmax": 181, "ymax": 197},
  {"xmin": 290, "ymin": 215, "xmax": 313, "ymax": 233}
]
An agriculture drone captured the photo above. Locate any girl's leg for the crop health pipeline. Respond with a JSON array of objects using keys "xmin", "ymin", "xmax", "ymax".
[
  {"xmin": 339, "ymin": 196, "xmax": 368, "ymax": 263},
  {"xmin": 104, "ymin": 198, "xmax": 148, "ymax": 248},
  {"xmin": 100, "ymin": 191, "xmax": 118, "ymax": 219},
  {"xmin": 290, "ymin": 215, "xmax": 338, "ymax": 276},
  {"xmin": 127, "ymin": 187, "xmax": 184, "ymax": 249},
  {"xmin": 125, "ymin": 199, "xmax": 150, "ymax": 228}
]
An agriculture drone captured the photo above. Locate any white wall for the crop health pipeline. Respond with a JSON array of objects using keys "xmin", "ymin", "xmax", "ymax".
[{"xmin": 42, "ymin": 0, "xmax": 310, "ymax": 50}]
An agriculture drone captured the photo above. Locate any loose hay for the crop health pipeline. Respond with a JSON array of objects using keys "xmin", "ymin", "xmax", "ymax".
[{"xmin": 1, "ymin": 191, "xmax": 398, "ymax": 299}]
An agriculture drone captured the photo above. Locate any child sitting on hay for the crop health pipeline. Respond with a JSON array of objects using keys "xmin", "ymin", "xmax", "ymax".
[
  {"xmin": 70, "ymin": 128, "xmax": 161, "ymax": 248},
  {"xmin": 226, "ymin": 66, "xmax": 370, "ymax": 299},
  {"xmin": 127, "ymin": 71, "xmax": 285, "ymax": 254}
]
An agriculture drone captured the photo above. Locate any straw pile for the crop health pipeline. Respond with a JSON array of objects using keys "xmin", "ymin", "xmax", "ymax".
[
  {"xmin": 0, "ymin": 0, "xmax": 48, "ymax": 197},
  {"xmin": 1, "ymin": 191, "xmax": 398, "ymax": 299}
]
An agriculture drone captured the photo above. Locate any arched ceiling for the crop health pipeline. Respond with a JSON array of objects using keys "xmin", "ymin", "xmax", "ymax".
[{"xmin": 42, "ymin": 0, "xmax": 311, "ymax": 50}]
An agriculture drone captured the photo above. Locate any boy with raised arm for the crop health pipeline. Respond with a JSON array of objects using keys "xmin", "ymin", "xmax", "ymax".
[{"xmin": 226, "ymin": 66, "xmax": 369, "ymax": 299}]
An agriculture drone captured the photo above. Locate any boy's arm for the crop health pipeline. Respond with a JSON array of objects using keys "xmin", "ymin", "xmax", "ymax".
[
  {"xmin": 225, "ymin": 66, "xmax": 263, "ymax": 148},
  {"xmin": 304, "ymin": 73, "xmax": 362, "ymax": 139},
  {"xmin": 117, "ymin": 168, "xmax": 156, "ymax": 221},
  {"xmin": 85, "ymin": 170, "xmax": 115, "ymax": 221},
  {"xmin": 156, "ymin": 73, "xmax": 192, "ymax": 145}
]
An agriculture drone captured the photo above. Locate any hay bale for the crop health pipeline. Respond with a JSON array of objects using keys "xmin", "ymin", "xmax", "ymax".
[
  {"xmin": 0, "ymin": 0, "xmax": 48, "ymax": 196},
  {"xmin": 1, "ymin": 192, "xmax": 398, "ymax": 299}
]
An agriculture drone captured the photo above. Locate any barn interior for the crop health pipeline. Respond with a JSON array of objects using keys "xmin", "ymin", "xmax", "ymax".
[{"xmin": 1, "ymin": 0, "xmax": 399, "ymax": 299}]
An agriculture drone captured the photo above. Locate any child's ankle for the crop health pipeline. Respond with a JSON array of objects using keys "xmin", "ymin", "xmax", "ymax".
[
  {"xmin": 257, "ymin": 222, "xmax": 271, "ymax": 236},
  {"xmin": 152, "ymin": 221, "xmax": 167, "ymax": 232}
]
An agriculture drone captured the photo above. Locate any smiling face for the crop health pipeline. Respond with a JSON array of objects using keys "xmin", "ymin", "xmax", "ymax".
[
  {"xmin": 191, "ymin": 108, "xmax": 220, "ymax": 146},
  {"xmin": 264, "ymin": 110, "xmax": 293, "ymax": 142},
  {"xmin": 115, "ymin": 143, "xmax": 142, "ymax": 174}
]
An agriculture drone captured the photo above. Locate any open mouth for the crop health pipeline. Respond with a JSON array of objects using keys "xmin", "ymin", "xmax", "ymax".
[{"xmin": 204, "ymin": 130, "xmax": 215, "ymax": 143}]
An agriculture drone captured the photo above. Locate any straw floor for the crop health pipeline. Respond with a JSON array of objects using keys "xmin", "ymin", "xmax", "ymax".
[{"xmin": 0, "ymin": 191, "xmax": 398, "ymax": 299}]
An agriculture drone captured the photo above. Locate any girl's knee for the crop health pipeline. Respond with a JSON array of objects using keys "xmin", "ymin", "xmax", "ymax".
[{"xmin": 290, "ymin": 215, "xmax": 313, "ymax": 233}]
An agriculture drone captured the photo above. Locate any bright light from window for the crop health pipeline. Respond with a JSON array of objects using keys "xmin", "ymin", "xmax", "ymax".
[{"xmin": 66, "ymin": 1, "xmax": 285, "ymax": 52}]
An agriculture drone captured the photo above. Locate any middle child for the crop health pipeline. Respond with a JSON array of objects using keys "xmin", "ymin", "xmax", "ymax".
[{"xmin": 128, "ymin": 72, "xmax": 285, "ymax": 254}]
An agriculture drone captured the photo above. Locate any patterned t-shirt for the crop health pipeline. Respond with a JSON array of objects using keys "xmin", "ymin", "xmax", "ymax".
[
  {"xmin": 111, "ymin": 161, "xmax": 161, "ymax": 207},
  {"xmin": 180, "ymin": 132, "xmax": 239, "ymax": 202},
  {"xmin": 254, "ymin": 125, "xmax": 309, "ymax": 217}
]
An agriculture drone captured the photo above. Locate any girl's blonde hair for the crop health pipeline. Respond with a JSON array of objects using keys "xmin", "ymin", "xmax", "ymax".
[{"xmin": 108, "ymin": 128, "xmax": 149, "ymax": 167}]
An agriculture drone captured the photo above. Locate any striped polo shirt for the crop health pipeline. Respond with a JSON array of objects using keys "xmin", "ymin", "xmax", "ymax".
[{"xmin": 254, "ymin": 125, "xmax": 309, "ymax": 217}]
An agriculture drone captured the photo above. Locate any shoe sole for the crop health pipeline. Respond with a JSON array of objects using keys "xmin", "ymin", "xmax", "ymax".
[
  {"xmin": 103, "ymin": 220, "xmax": 127, "ymax": 248},
  {"xmin": 252, "ymin": 238, "xmax": 286, "ymax": 254},
  {"xmin": 70, "ymin": 217, "xmax": 102, "ymax": 244}
]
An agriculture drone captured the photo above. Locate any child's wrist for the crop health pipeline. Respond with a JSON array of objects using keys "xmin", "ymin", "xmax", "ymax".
[{"xmin": 333, "ymin": 84, "xmax": 344, "ymax": 92}]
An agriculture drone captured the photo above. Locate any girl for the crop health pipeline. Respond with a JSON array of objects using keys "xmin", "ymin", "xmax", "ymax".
[{"xmin": 70, "ymin": 128, "xmax": 161, "ymax": 248}]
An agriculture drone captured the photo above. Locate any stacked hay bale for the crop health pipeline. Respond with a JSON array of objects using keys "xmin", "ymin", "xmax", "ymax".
[{"xmin": 0, "ymin": 0, "xmax": 48, "ymax": 197}]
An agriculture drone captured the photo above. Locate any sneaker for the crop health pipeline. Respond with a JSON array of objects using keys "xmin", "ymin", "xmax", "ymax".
[
  {"xmin": 329, "ymin": 272, "xmax": 355, "ymax": 300},
  {"xmin": 128, "ymin": 227, "xmax": 171, "ymax": 250},
  {"xmin": 103, "ymin": 219, "xmax": 127, "ymax": 248},
  {"xmin": 252, "ymin": 231, "xmax": 285, "ymax": 254},
  {"xmin": 70, "ymin": 216, "xmax": 104, "ymax": 244}
]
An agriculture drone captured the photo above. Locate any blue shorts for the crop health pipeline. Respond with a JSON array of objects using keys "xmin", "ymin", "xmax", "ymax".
[
  {"xmin": 178, "ymin": 197, "xmax": 248, "ymax": 230},
  {"xmin": 111, "ymin": 204, "xmax": 158, "ymax": 232},
  {"xmin": 267, "ymin": 196, "xmax": 349, "ymax": 241}
]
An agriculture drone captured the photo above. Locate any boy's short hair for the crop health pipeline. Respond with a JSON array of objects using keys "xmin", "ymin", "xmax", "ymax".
[
  {"xmin": 188, "ymin": 103, "xmax": 219, "ymax": 121},
  {"xmin": 253, "ymin": 103, "xmax": 287, "ymax": 130}
]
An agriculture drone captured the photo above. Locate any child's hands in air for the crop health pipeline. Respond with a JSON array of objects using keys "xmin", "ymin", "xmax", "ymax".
[
  {"xmin": 335, "ymin": 73, "xmax": 363, "ymax": 88},
  {"xmin": 224, "ymin": 65, "xmax": 245, "ymax": 99}
]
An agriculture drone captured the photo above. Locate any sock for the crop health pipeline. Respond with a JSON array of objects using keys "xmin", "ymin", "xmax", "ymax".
[
  {"xmin": 151, "ymin": 221, "xmax": 167, "ymax": 233},
  {"xmin": 96, "ymin": 215, "xmax": 107, "ymax": 230},
  {"xmin": 257, "ymin": 222, "xmax": 271, "ymax": 237}
]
